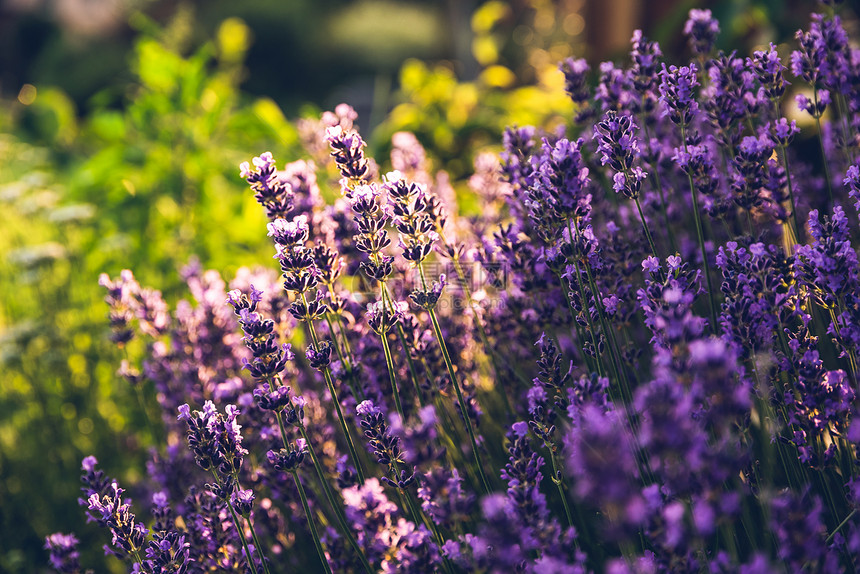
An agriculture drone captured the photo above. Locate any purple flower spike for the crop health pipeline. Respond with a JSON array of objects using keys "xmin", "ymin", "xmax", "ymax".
[
  {"xmin": 594, "ymin": 111, "xmax": 647, "ymax": 199},
  {"xmin": 659, "ymin": 63, "xmax": 700, "ymax": 128},
  {"xmin": 240, "ymin": 151, "xmax": 294, "ymax": 220},
  {"xmin": 44, "ymin": 533, "xmax": 81, "ymax": 573},
  {"xmin": 231, "ymin": 488, "xmax": 255, "ymax": 517},
  {"xmin": 684, "ymin": 9, "xmax": 720, "ymax": 57}
]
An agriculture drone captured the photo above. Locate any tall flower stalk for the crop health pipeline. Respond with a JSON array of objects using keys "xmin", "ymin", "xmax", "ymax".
[
  {"xmin": 661, "ymin": 63, "xmax": 720, "ymax": 332},
  {"xmin": 265, "ymin": 212, "xmax": 366, "ymax": 484}
]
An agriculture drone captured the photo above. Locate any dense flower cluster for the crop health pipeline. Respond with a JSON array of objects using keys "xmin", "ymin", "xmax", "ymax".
[{"xmin": 52, "ymin": 5, "xmax": 860, "ymax": 573}]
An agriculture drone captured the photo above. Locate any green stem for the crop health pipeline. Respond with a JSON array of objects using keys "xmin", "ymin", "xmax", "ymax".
[
  {"xmin": 378, "ymin": 282, "xmax": 406, "ymax": 420},
  {"xmin": 131, "ymin": 549, "xmax": 144, "ymax": 570},
  {"xmin": 247, "ymin": 514, "xmax": 273, "ymax": 574},
  {"xmin": 633, "ymin": 196, "xmax": 659, "ymax": 259},
  {"xmin": 640, "ymin": 113, "xmax": 678, "ymax": 252},
  {"xmin": 681, "ymin": 125, "xmax": 720, "ymax": 334},
  {"xmin": 826, "ymin": 509, "xmax": 857, "ymax": 544},
  {"xmin": 324, "ymin": 311, "xmax": 362, "ymax": 402},
  {"xmin": 450, "ymin": 256, "xmax": 515, "ymax": 419},
  {"xmin": 394, "ymin": 322, "xmax": 427, "ymax": 408},
  {"xmin": 813, "ymin": 87, "xmax": 834, "ymax": 205},
  {"xmin": 772, "ymin": 102, "xmax": 802, "ymax": 240},
  {"xmin": 287, "ymin": 418, "xmax": 375, "ymax": 574},
  {"xmin": 293, "ymin": 473, "xmax": 334, "ymax": 574},
  {"xmin": 558, "ymin": 269, "xmax": 601, "ymax": 376},
  {"xmin": 227, "ymin": 501, "xmax": 260, "ymax": 574},
  {"xmin": 548, "ymin": 448, "xmax": 575, "ymax": 533},
  {"xmin": 419, "ymin": 264, "xmax": 493, "ymax": 495},
  {"xmin": 301, "ymin": 293, "xmax": 366, "ymax": 484}
]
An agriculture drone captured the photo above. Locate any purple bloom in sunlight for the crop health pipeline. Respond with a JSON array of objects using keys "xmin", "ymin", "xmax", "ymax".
[
  {"xmin": 770, "ymin": 118, "xmax": 799, "ymax": 146},
  {"xmin": 87, "ymin": 482, "xmax": 148, "ymax": 556},
  {"xmin": 240, "ymin": 151, "xmax": 294, "ymax": 219},
  {"xmin": 642, "ymin": 256, "xmax": 660, "ymax": 274},
  {"xmin": 325, "ymin": 125, "xmax": 371, "ymax": 185},
  {"xmin": 267, "ymin": 216, "xmax": 310, "ymax": 247},
  {"xmin": 751, "ymin": 42, "xmax": 789, "ymax": 101},
  {"xmin": 846, "ymin": 163, "xmax": 860, "ymax": 214}
]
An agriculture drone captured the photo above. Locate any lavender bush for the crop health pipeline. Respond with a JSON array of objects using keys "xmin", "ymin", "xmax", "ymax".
[{"xmin": 50, "ymin": 4, "xmax": 860, "ymax": 572}]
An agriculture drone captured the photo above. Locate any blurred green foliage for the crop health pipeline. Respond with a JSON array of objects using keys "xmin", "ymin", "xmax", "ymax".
[
  {"xmin": 372, "ymin": 0, "xmax": 576, "ymax": 180},
  {"xmin": 0, "ymin": 13, "xmax": 300, "ymax": 571}
]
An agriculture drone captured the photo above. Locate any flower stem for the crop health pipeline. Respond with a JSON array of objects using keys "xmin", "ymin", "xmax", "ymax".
[
  {"xmin": 827, "ymin": 509, "xmax": 857, "ymax": 544},
  {"xmin": 378, "ymin": 281, "xmax": 406, "ymax": 420},
  {"xmin": 634, "ymin": 197, "xmax": 659, "ymax": 259},
  {"xmin": 548, "ymin": 447, "xmax": 575, "ymax": 532},
  {"xmin": 681, "ymin": 125, "xmax": 720, "ymax": 334},
  {"xmin": 813, "ymin": 88, "xmax": 834, "ymax": 205},
  {"xmin": 227, "ymin": 500, "xmax": 260, "ymax": 574},
  {"xmin": 246, "ymin": 514, "xmax": 273, "ymax": 574},
  {"xmin": 449, "ymin": 256, "xmax": 515, "ymax": 419},
  {"xmin": 301, "ymin": 294, "xmax": 366, "ymax": 484},
  {"xmin": 561, "ymin": 267, "xmax": 602, "ymax": 378},
  {"xmin": 772, "ymin": 102, "xmax": 802, "ymax": 240},
  {"xmin": 276, "ymin": 412, "xmax": 375, "ymax": 574},
  {"xmin": 293, "ymin": 472, "xmax": 334, "ymax": 574},
  {"xmin": 419, "ymin": 263, "xmax": 493, "ymax": 495},
  {"xmin": 324, "ymin": 311, "xmax": 363, "ymax": 402},
  {"xmin": 641, "ymin": 114, "xmax": 678, "ymax": 252}
]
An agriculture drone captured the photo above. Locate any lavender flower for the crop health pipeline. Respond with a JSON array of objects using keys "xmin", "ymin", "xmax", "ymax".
[
  {"xmin": 750, "ymin": 43, "xmax": 789, "ymax": 102},
  {"xmin": 267, "ymin": 438, "xmax": 308, "ymax": 473},
  {"xmin": 703, "ymin": 51, "xmax": 757, "ymax": 148},
  {"xmin": 349, "ymin": 182, "xmax": 394, "ymax": 282},
  {"xmin": 87, "ymin": 481, "xmax": 148, "ymax": 557},
  {"xmin": 630, "ymin": 30, "xmax": 662, "ymax": 98},
  {"xmin": 792, "ymin": 14, "xmax": 851, "ymax": 93},
  {"xmin": 240, "ymin": 151, "xmax": 295, "ymax": 220},
  {"xmin": 365, "ymin": 300, "xmax": 404, "ymax": 335},
  {"xmin": 141, "ymin": 494, "xmax": 193, "ymax": 574},
  {"xmin": 684, "ymin": 9, "xmax": 720, "ymax": 57},
  {"xmin": 500, "ymin": 421, "xmax": 559, "ymax": 545},
  {"xmin": 731, "ymin": 134, "xmax": 775, "ymax": 211},
  {"xmin": 385, "ymin": 173, "xmax": 439, "ymax": 265},
  {"xmin": 672, "ymin": 142, "xmax": 727, "ymax": 218},
  {"xmin": 417, "ymin": 467, "xmax": 475, "ymax": 530},
  {"xmin": 796, "ymin": 206, "xmax": 859, "ymax": 301},
  {"xmin": 356, "ymin": 400, "xmax": 416, "ymax": 490},
  {"xmin": 595, "ymin": 61, "xmax": 637, "ymax": 114},
  {"xmin": 44, "ymin": 533, "xmax": 81, "ymax": 574},
  {"xmin": 565, "ymin": 405, "xmax": 644, "ymax": 537},
  {"xmin": 228, "ymin": 286, "xmax": 293, "ymax": 382},
  {"xmin": 771, "ymin": 490, "xmax": 838, "ymax": 572},
  {"xmin": 530, "ymin": 137, "xmax": 592, "ymax": 239},
  {"xmin": 659, "ymin": 64, "xmax": 700, "ymax": 129},
  {"xmin": 594, "ymin": 110, "xmax": 647, "ymax": 199},
  {"xmin": 846, "ymin": 162, "xmax": 860, "ymax": 213},
  {"xmin": 325, "ymin": 125, "xmax": 371, "ymax": 186},
  {"xmin": 500, "ymin": 125, "xmax": 538, "ymax": 193},
  {"xmin": 178, "ymin": 401, "xmax": 248, "ymax": 492},
  {"xmin": 559, "ymin": 57, "xmax": 593, "ymax": 123}
]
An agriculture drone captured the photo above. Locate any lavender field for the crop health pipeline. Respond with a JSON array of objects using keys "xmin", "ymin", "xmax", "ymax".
[{"xmin": 18, "ymin": 1, "xmax": 860, "ymax": 572}]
